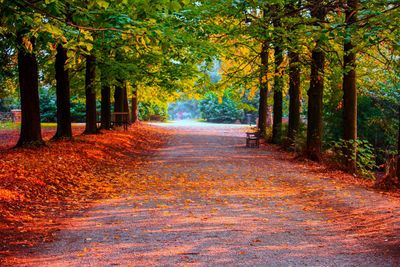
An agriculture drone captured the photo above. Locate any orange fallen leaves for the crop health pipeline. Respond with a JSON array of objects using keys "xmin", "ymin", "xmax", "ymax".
[{"xmin": 0, "ymin": 123, "xmax": 170, "ymax": 255}]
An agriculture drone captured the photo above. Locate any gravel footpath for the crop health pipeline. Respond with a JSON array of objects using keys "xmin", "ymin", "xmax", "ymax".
[{"xmin": 6, "ymin": 121, "xmax": 400, "ymax": 266}]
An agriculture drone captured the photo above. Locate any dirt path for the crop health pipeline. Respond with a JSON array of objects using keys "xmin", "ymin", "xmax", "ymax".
[{"xmin": 6, "ymin": 122, "xmax": 400, "ymax": 266}]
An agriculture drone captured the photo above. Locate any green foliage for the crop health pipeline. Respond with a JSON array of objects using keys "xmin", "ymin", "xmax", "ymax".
[
  {"xmin": 70, "ymin": 96, "xmax": 88, "ymax": 123},
  {"xmin": 39, "ymin": 89, "xmax": 57, "ymax": 122},
  {"xmin": 0, "ymin": 97, "xmax": 19, "ymax": 112},
  {"xmin": 282, "ymin": 122, "xmax": 307, "ymax": 153},
  {"xmin": 139, "ymin": 101, "xmax": 168, "ymax": 121},
  {"xmin": 39, "ymin": 89, "xmax": 92, "ymax": 123},
  {"xmin": 199, "ymin": 91, "xmax": 244, "ymax": 123},
  {"xmin": 332, "ymin": 139, "xmax": 377, "ymax": 179}
]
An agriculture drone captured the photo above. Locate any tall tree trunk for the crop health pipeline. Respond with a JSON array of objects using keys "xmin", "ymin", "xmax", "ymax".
[
  {"xmin": 114, "ymin": 81, "xmax": 124, "ymax": 125},
  {"xmin": 397, "ymin": 106, "xmax": 400, "ymax": 179},
  {"xmin": 306, "ymin": 6, "xmax": 326, "ymax": 161},
  {"xmin": 16, "ymin": 32, "xmax": 43, "ymax": 147},
  {"xmin": 100, "ymin": 70, "xmax": 111, "ymax": 130},
  {"xmin": 84, "ymin": 55, "xmax": 98, "ymax": 134},
  {"xmin": 53, "ymin": 44, "xmax": 72, "ymax": 139},
  {"xmin": 258, "ymin": 41, "xmax": 269, "ymax": 135},
  {"xmin": 131, "ymin": 89, "xmax": 138, "ymax": 123},
  {"xmin": 342, "ymin": 0, "xmax": 359, "ymax": 172},
  {"xmin": 272, "ymin": 46, "xmax": 284, "ymax": 144},
  {"xmin": 287, "ymin": 51, "xmax": 301, "ymax": 145},
  {"xmin": 123, "ymin": 82, "xmax": 129, "ymax": 123}
]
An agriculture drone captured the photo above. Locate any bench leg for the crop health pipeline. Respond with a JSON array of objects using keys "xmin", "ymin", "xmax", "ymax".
[{"xmin": 246, "ymin": 138, "xmax": 260, "ymax": 148}]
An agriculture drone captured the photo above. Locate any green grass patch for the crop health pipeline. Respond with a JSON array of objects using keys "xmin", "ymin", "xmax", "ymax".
[
  {"xmin": 41, "ymin": 123, "xmax": 57, "ymax": 128},
  {"xmin": 0, "ymin": 122, "xmax": 18, "ymax": 130},
  {"xmin": 0, "ymin": 122, "xmax": 58, "ymax": 130}
]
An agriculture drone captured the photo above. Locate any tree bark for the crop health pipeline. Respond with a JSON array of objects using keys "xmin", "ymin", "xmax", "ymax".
[
  {"xmin": 100, "ymin": 70, "xmax": 111, "ymax": 130},
  {"xmin": 84, "ymin": 55, "xmax": 98, "ymax": 134},
  {"xmin": 287, "ymin": 51, "xmax": 301, "ymax": 145},
  {"xmin": 16, "ymin": 31, "xmax": 43, "ymax": 147},
  {"xmin": 131, "ymin": 89, "xmax": 138, "ymax": 123},
  {"xmin": 272, "ymin": 46, "xmax": 284, "ymax": 144},
  {"xmin": 258, "ymin": 41, "xmax": 269, "ymax": 135},
  {"xmin": 114, "ymin": 81, "xmax": 124, "ymax": 125},
  {"xmin": 397, "ymin": 105, "xmax": 400, "ymax": 179},
  {"xmin": 342, "ymin": 0, "xmax": 359, "ymax": 172},
  {"xmin": 53, "ymin": 44, "xmax": 72, "ymax": 139},
  {"xmin": 306, "ymin": 5, "xmax": 327, "ymax": 161},
  {"xmin": 123, "ymin": 82, "xmax": 129, "ymax": 123}
]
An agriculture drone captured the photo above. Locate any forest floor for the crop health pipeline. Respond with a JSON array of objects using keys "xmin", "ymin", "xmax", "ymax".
[{"xmin": 1, "ymin": 121, "xmax": 400, "ymax": 266}]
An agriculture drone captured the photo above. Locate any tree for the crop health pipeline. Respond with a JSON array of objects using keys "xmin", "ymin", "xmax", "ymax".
[
  {"xmin": 397, "ymin": 107, "xmax": 400, "ymax": 179},
  {"xmin": 258, "ymin": 40, "xmax": 270, "ymax": 135},
  {"xmin": 16, "ymin": 31, "xmax": 43, "ymax": 146},
  {"xmin": 342, "ymin": 0, "xmax": 359, "ymax": 172},
  {"xmin": 286, "ymin": 1, "xmax": 302, "ymax": 146},
  {"xmin": 306, "ymin": 2, "xmax": 328, "ymax": 161},
  {"xmin": 84, "ymin": 54, "xmax": 98, "ymax": 134},
  {"xmin": 53, "ymin": 44, "xmax": 72, "ymax": 139},
  {"xmin": 272, "ymin": 14, "xmax": 284, "ymax": 145},
  {"xmin": 114, "ymin": 81, "xmax": 124, "ymax": 125},
  {"xmin": 100, "ymin": 68, "xmax": 111, "ymax": 129},
  {"xmin": 131, "ymin": 88, "xmax": 138, "ymax": 123},
  {"xmin": 287, "ymin": 51, "xmax": 301, "ymax": 145}
]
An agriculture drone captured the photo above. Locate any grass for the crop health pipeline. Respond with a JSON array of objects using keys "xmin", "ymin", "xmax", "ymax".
[
  {"xmin": 0, "ymin": 122, "xmax": 18, "ymax": 130},
  {"xmin": 0, "ymin": 122, "xmax": 58, "ymax": 130}
]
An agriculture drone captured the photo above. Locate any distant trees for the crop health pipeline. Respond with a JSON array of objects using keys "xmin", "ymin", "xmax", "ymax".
[
  {"xmin": 0, "ymin": 0, "xmax": 212, "ymax": 146},
  {"xmin": 201, "ymin": 0, "xmax": 399, "ymax": 179},
  {"xmin": 1, "ymin": 0, "xmax": 399, "ymax": 183}
]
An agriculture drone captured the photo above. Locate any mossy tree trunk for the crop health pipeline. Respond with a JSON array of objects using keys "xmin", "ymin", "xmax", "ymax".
[{"xmin": 342, "ymin": 0, "xmax": 359, "ymax": 172}]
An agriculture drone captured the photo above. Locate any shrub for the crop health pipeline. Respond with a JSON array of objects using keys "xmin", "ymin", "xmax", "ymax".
[
  {"xmin": 332, "ymin": 139, "xmax": 377, "ymax": 179},
  {"xmin": 199, "ymin": 92, "xmax": 243, "ymax": 123},
  {"xmin": 139, "ymin": 101, "xmax": 168, "ymax": 121}
]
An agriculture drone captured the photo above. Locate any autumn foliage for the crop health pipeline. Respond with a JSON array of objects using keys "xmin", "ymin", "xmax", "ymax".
[{"xmin": 0, "ymin": 124, "xmax": 169, "ymax": 257}]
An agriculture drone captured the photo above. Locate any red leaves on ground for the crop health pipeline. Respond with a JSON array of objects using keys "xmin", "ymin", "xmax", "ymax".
[{"xmin": 0, "ymin": 123, "xmax": 169, "ymax": 258}]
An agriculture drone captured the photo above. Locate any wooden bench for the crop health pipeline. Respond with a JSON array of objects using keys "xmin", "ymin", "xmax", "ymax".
[
  {"xmin": 111, "ymin": 112, "xmax": 130, "ymax": 130},
  {"xmin": 246, "ymin": 131, "xmax": 260, "ymax": 148}
]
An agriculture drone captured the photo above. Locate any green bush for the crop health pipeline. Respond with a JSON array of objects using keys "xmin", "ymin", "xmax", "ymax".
[
  {"xmin": 332, "ymin": 139, "xmax": 377, "ymax": 179},
  {"xmin": 282, "ymin": 122, "xmax": 307, "ymax": 153},
  {"xmin": 39, "ymin": 89, "xmax": 57, "ymax": 122},
  {"xmin": 199, "ymin": 92, "xmax": 244, "ymax": 123},
  {"xmin": 39, "ymin": 88, "xmax": 98, "ymax": 123},
  {"xmin": 70, "ymin": 96, "xmax": 87, "ymax": 122},
  {"xmin": 139, "ymin": 101, "xmax": 168, "ymax": 121}
]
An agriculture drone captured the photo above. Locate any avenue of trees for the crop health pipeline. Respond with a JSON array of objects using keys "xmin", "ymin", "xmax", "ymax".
[{"xmin": 0, "ymin": 0, "xmax": 399, "ymax": 185}]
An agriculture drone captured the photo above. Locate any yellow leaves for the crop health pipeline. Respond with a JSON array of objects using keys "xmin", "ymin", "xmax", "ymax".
[
  {"xmin": 185, "ymin": 199, "xmax": 194, "ymax": 204},
  {"xmin": 22, "ymin": 37, "xmax": 33, "ymax": 52},
  {"xmin": 96, "ymin": 0, "xmax": 109, "ymax": 9},
  {"xmin": 41, "ymin": 24, "xmax": 63, "ymax": 37},
  {"xmin": 77, "ymin": 247, "xmax": 89, "ymax": 257}
]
